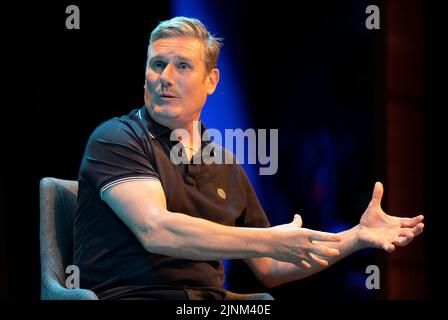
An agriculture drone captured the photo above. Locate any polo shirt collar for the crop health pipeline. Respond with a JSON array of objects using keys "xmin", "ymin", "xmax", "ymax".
[
  {"xmin": 139, "ymin": 105, "xmax": 212, "ymax": 146},
  {"xmin": 138, "ymin": 105, "xmax": 170, "ymax": 138}
]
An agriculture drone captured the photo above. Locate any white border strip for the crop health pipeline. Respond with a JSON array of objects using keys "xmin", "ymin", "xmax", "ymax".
[{"xmin": 100, "ymin": 176, "xmax": 160, "ymax": 200}]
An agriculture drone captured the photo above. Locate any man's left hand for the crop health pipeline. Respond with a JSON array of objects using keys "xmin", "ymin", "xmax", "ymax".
[{"xmin": 357, "ymin": 182, "xmax": 424, "ymax": 252}]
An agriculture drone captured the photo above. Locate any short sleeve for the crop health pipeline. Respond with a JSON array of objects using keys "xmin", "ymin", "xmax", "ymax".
[
  {"xmin": 236, "ymin": 166, "xmax": 271, "ymax": 228},
  {"xmin": 78, "ymin": 118, "xmax": 159, "ymax": 199}
]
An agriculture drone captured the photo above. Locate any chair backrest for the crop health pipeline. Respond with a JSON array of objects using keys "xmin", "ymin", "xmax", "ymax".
[{"xmin": 39, "ymin": 177, "xmax": 98, "ymax": 299}]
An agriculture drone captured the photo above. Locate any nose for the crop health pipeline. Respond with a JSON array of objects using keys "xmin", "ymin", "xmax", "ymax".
[{"xmin": 160, "ymin": 64, "xmax": 174, "ymax": 89}]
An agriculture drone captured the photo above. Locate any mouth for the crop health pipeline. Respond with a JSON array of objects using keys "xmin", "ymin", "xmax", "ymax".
[{"xmin": 159, "ymin": 94, "xmax": 178, "ymax": 98}]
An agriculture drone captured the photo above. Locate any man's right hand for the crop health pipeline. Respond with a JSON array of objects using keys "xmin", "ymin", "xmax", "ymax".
[{"xmin": 270, "ymin": 214, "xmax": 341, "ymax": 268}]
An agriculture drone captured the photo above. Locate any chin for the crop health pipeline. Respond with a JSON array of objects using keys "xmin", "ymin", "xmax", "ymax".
[{"xmin": 150, "ymin": 104, "xmax": 181, "ymax": 120}]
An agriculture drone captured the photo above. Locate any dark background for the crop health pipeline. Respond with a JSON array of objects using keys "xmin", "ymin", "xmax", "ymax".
[{"xmin": 2, "ymin": 0, "xmax": 444, "ymax": 300}]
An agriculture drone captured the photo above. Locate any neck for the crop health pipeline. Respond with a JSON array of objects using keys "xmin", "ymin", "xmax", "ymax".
[
  {"xmin": 179, "ymin": 120, "xmax": 202, "ymax": 149},
  {"xmin": 173, "ymin": 120, "xmax": 203, "ymax": 161},
  {"xmin": 146, "ymin": 106, "xmax": 203, "ymax": 152}
]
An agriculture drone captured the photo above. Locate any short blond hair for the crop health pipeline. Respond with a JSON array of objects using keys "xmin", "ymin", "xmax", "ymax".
[{"xmin": 148, "ymin": 16, "xmax": 223, "ymax": 72}]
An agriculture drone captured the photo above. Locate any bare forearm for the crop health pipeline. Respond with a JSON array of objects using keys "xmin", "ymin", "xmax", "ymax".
[
  {"xmin": 146, "ymin": 210, "xmax": 273, "ymax": 261},
  {"xmin": 269, "ymin": 225, "xmax": 362, "ymax": 286},
  {"xmin": 105, "ymin": 181, "xmax": 344, "ymax": 269}
]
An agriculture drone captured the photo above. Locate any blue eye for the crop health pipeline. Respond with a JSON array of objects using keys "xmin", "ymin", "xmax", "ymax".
[
  {"xmin": 153, "ymin": 61, "xmax": 164, "ymax": 69},
  {"xmin": 178, "ymin": 63, "xmax": 189, "ymax": 70}
]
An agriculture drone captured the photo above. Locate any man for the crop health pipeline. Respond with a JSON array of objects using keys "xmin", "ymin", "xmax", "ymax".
[{"xmin": 74, "ymin": 16, "xmax": 424, "ymax": 300}]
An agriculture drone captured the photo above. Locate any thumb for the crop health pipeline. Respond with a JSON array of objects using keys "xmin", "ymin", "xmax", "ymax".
[
  {"xmin": 370, "ymin": 181, "xmax": 384, "ymax": 208},
  {"xmin": 293, "ymin": 214, "xmax": 303, "ymax": 227}
]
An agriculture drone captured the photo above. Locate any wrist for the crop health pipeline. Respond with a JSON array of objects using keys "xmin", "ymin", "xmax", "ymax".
[
  {"xmin": 264, "ymin": 226, "xmax": 282, "ymax": 259},
  {"xmin": 352, "ymin": 224, "xmax": 367, "ymax": 251}
]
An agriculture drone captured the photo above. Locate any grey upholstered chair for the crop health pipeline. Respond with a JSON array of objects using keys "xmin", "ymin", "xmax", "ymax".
[
  {"xmin": 39, "ymin": 177, "xmax": 273, "ymax": 300},
  {"xmin": 39, "ymin": 177, "xmax": 98, "ymax": 300}
]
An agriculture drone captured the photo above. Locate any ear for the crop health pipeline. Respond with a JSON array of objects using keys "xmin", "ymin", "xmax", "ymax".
[{"xmin": 206, "ymin": 68, "xmax": 220, "ymax": 95}]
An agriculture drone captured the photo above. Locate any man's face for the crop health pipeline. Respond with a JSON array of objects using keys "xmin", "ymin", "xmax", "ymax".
[{"xmin": 144, "ymin": 36, "xmax": 219, "ymax": 128}]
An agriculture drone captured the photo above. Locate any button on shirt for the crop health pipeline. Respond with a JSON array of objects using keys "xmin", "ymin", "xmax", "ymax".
[{"xmin": 74, "ymin": 106, "xmax": 271, "ymax": 299}]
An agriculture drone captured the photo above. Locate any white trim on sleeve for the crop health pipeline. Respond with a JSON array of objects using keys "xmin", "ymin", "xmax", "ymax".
[{"xmin": 100, "ymin": 176, "xmax": 160, "ymax": 200}]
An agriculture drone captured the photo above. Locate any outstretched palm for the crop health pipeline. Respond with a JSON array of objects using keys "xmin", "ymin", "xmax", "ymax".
[{"xmin": 357, "ymin": 182, "xmax": 424, "ymax": 252}]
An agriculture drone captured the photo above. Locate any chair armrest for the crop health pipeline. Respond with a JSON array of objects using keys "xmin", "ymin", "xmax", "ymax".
[
  {"xmin": 41, "ymin": 278, "xmax": 99, "ymax": 300},
  {"xmin": 224, "ymin": 291, "xmax": 274, "ymax": 300}
]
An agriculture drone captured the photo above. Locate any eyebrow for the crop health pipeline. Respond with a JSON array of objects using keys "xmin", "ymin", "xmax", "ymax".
[{"xmin": 149, "ymin": 54, "xmax": 194, "ymax": 64}]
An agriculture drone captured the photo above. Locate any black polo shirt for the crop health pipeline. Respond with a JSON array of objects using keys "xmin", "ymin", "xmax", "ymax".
[{"xmin": 74, "ymin": 105, "xmax": 271, "ymax": 299}]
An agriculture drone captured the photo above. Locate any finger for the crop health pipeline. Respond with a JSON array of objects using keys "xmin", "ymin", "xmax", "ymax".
[
  {"xmin": 308, "ymin": 231, "xmax": 341, "ymax": 242},
  {"xmin": 383, "ymin": 242, "xmax": 395, "ymax": 252},
  {"xmin": 310, "ymin": 242, "xmax": 340, "ymax": 257},
  {"xmin": 293, "ymin": 214, "xmax": 303, "ymax": 227},
  {"xmin": 308, "ymin": 253, "xmax": 329, "ymax": 267},
  {"xmin": 393, "ymin": 235, "xmax": 414, "ymax": 246},
  {"xmin": 412, "ymin": 223, "xmax": 425, "ymax": 236},
  {"xmin": 399, "ymin": 228, "xmax": 414, "ymax": 237},
  {"xmin": 370, "ymin": 181, "xmax": 384, "ymax": 207},
  {"xmin": 300, "ymin": 260, "xmax": 312, "ymax": 269},
  {"xmin": 400, "ymin": 215, "xmax": 424, "ymax": 228}
]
